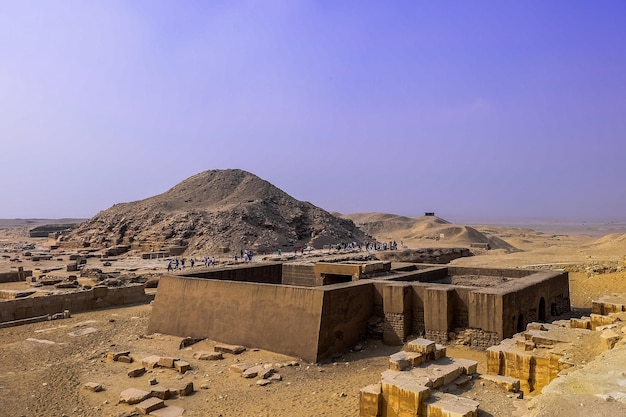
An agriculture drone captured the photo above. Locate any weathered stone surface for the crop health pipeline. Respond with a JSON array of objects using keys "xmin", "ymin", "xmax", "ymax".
[
  {"xmin": 389, "ymin": 352, "xmax": 411, "ymax": 371},
  {"xmin": 230, "ymin": 363, "xmax": 249, "ymax": 373},
  {"xmin": 214, "ymin": 343, "xmax": 246, "ymax": 355},
  {"xmin": 107, "ymin": 351, "xmax": 131, "ymax": 361},
  {"xmin": 150, "ymin": 386, "xmax": 170, "ymax": 400},
  {"xmin": 174, "ymin": 360, "xmax": 190, "ymax": 374},
  {"xmin": 256, "ymin": 379, "xmax": 271, "ymax": 386},
  {"xmin": 600, "ymin": 329, "xmax": 621, "ymax": 350},
  {"xmin": 269, "ymin": 373, "xmax": 282, "ymax": 381},
  {"xmin": 118, "ymin": 355, "xmax": 134, "ymax": 363},
  {"xmin": 135, "ymin": 397, "xmax": 164, "ymax": 414},
  {"xmin": 242, "ymin": 365, "xmax": 264, "ymax": 379},
  {"xmin": 421, "ymin": 392, "xmax": 479, "ymax": 417},
  {"xmin": 179, "ymin": 337, "xmax": 204, "ymax": 349},
  {"xmin": 178, "ymin": 382, "xmax": 194, "ymax": 396},
  {"xmin": 127, "ymin": 367, "xmax": 146, "ymax": 378},
  {"xmin": 68, "ymin": 327, "xmax": 98, "ymax": 337},
  {"xmin": 194, "ymin": 351, "xmax": 223, "ymax": 361},
  {"xmin": 404, "ymin": 338, "xmax": 436, "ymax": 355},
  {"xmin": 142, "ymin": 355, "xmax": 161, "ymax": 369},
  {"xmin": 83, "ymin": 382, "xmax": 103, "ymax": 392},
  {"xmin": 157, "ymin": 356, "xmax": 177, "ymax": 368},
  {"xmin": 149, "ymin": 405, "xmax": 186, "ymax": 417},
  {"xmin": 119, "ymin": 388, "xmax": 151, "ymax": 405},
  {"xmin": 481, "ymin": 374, "xmax": 521, "ymax": 392},
  {"xmin": 360, "ymin": 383, "xmax": 382, "ymax": 417}
]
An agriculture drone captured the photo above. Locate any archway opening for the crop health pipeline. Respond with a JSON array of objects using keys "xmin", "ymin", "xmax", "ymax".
[
  {"xmin": 538, "ymin": 297, "xmax": 546, "ymax": 322},
  {"xmin": 517, "ymin": 314, "xmax": 525, "ymax": 332}
]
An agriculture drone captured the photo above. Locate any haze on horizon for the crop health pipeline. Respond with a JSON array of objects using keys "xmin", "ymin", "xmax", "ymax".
[{"xmin": 1, "ymin": 1, "xmax": 625, "ymax": 223}]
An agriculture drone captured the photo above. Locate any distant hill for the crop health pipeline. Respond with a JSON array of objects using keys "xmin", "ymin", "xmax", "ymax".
[
  {"xmin": 64, "ymin": 169, "xmax": 367, "ymax": 254},
  {"xmin": 337, "ymin": 212, "xmax": 518, "ymax": 252}
]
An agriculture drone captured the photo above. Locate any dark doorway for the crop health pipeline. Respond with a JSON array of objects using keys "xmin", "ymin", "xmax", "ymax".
[
  {"xmin": 538, "ymin": 297, "xmax": 546, "ymax": 322},
  {"xmin": 322, "ymin": 274, "xmax": 352, "ymax": 285},
  {"xmin": 517, "ymin": 314, "xmax": 525, "ymax": 332}
]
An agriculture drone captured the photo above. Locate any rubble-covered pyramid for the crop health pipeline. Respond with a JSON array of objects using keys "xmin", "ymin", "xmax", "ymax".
[{"xmin": 65, "ymin": 169, "xmax": 367, "ymax": 254}]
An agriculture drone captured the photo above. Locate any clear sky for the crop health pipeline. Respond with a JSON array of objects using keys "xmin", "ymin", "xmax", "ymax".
[{"xmin": 1, "ymin": 1, "xmax": 625, "ymax": 222}]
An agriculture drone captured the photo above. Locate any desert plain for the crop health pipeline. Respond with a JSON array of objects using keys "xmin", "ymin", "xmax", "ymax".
[{"xmin": 1, "ymin": 216, "xmax": 626, "ymax": 417}]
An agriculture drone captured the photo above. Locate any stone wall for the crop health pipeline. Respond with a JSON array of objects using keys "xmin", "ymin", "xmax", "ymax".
[
  {"xmin": 0, "ymin": 268, "xmax": 32, "ymax": 283},
  {"xmin": 281, "ymin": 263, "xmax": 317, "ymax": 286},
  {"xmin": 0, "ymin": 285, "xmax": 148, "ymax": 322},
  {"xmin": 182, "ymin": 263, "xmax": 282, "ymax": 284}
]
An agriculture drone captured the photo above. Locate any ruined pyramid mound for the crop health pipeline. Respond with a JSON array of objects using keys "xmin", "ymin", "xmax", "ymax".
[{"xmin": 65, "ymin": 169, "xmax": 367, "ymax": 254}]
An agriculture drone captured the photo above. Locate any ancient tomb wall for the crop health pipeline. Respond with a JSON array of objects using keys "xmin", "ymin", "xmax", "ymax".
[
  {"xmin": 317, "ymin": 282, "xmax": 374, "ymax": 360},
  {"xmin": 282, "ymin": 263, "xmax": 317, "ymax": 286},
  {"xmin": 0, "ymin": 269, "xmax": 32, "ymax": 283},
  {"xmin": 147, "ymin": 275, "xmax": 325, "ymax": 362},
  {"xmin": 0, "ymin": 284, "xmax": 148, "ymax": 322},
  {"xmin": 181, "ymin": 263, "xmax": 283, "ymax": 284},
  {"xmin": 447, "ymin": 266, "xmax": 535, "ymax": 279},
  {"xmin": 500, "ymin": 271, "xmax": 570, "ymax": 338}
]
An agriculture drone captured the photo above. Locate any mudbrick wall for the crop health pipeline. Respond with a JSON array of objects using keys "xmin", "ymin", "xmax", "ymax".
[{"xmin": 0, "ymin": 269, "xmax": 32, "ymax": 283}]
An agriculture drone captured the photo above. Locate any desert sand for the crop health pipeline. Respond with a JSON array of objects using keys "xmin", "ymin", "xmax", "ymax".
[{"xmin": 1, "ymin": 217, "xmax": 626, "ymax": 416}]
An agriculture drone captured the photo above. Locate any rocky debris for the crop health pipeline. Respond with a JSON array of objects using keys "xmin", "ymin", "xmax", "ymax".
[
  {"xmin": 128, "ymin": 367, "xmax": 146, "ymax": 378},
  {"xmin": 149, "ymin": 405, "xmax": 185, "ymax": 417},
  {"xmin": 119, "ymin": 388, "xmax": 152, "ymax": 405},
  {"xmin": 83, "ymin": 382, "xmax": 103, "ymax": 392},
  {"xmin": 107, "ymin": 351, "xmax": 131, "ymax": 361},
  {"xmin": 177, "ymin": 382, "xmax": 194, "ymax": 397},
  {"xmin": 142, "ymin": 355, "xmax": 161, "ymax": 369},
  {"xmin": 150, "ymin": 386, "xmax": 170, "ymax": 400},
  {"xmin": 157, "ymin": 357, "xmax": 177, "ymax": 368},
  {"xmin": 135, "ymin": 397, "xmax": 164, "ymax": 414},
  {"xmin": 193, "ymin": 351, "xmax": 223, "ymax": 361},
  {"xmin": 174, "ymin": 360, "xmax": 190, "ymax": 374},
  {"xmin": 179, "ymin": 337, "xmax": 204, "ymax": 349},
  {"xmin": 214, "ymin": 343, "xmax": 246, "ymax": 355}
]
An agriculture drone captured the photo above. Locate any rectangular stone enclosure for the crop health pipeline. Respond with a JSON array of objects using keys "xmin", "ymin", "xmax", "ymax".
[{"xmin": 148, "ymin": 262, "xmax": 569, "ymax": 362}]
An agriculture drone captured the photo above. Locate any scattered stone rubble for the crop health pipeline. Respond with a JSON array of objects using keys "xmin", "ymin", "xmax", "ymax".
[
  {"xmin": 360, "ymin": 338, "xmax": 480, "ymax": 417},
  {"xmin": 486, "ymin": 294, "xmax": 626, "ymax": 395}
]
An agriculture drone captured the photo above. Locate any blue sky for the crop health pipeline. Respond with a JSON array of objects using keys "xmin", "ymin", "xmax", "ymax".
[{"xmin": 1, "ymin": 1, "xmax": 625, "ymax": 222}]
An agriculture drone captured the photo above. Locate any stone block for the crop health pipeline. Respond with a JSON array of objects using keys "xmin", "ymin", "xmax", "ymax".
[
  {"xmin": 230, "ymin": 363, "xmax": 249, "ymax": 374},
  {"xmin": 359, "ymin": 383, "xmax": 382, "ymax": 417},
  {"xmin": 256, "ymin": 379, "xmax": 271, "ymax": 386},
  {"xmin": 83, "ymin": 382, "xmax": 103, "ymax": 392},
  {"xmin": 142, "ymin": 355, "xmax": 161, "ymax": 369},
  {"xmin": 481, "ymin": 374, "xmax": 520, "ymax": 392},
  {"xmin": 214, "ymin": 343, "xmax": 246, "ymax": 354},
  {"xmin": 177, "ymin": 382, "xmax": 194, "ymax": 397},
  {"xmin": 157, "ymin": 356, "xmax": 177, "ymax": 368},
  {"xmin": 149, "ymin": 406, "xmax": 186, "ymax": 417},
  {"xmin": 174, "ymin": 360, "xmax": 190, "ymax": 374},
  {"xmin": 570, "ymin": 318, "xmax": 591, "ymax": 329},
  {"xmin": 242, "ymin": 365, "xmax": 264, "ymax": 378},
  {"xmin": 453, "ymin": 358, "xmax": 478, "ymax": 375},
  {"xmin": 107, "ymin": 351, "xmax": 131, "ymax": 361},
  {"xmin": 590, "ymin": 313, "xmax": 619, "ymax": 330},
  {"xmin": 194, "ymin": 351, "xmax": 223, "ymax": 360},
  {"xmin": 434, "ymin": 344, "xmax": 447, "ymax": 359},
  {"xmin": 421, "ymin": 392, "xmax": 479, "ymax": 417},
  {"xmin": 128, "ymin": 367, "xmax": 146, "ymax": 378},
  {"xmin": 135, "ymin": 397, "xmax": 165, "ymax": 414},
  {"xmin": 389, "ymin": 352, "xmax": 411, "ymax": 371},
  {"xmin": 382, "ymin": 378, "xmax": 430, "ymax": 417},
  {"xmin": 150, "ymin": 386, "xmax": 170, "ymax": 400},
  {"xmin": 119, "ymin": 388, "xmax": 151, "ymax": 405},
  {"xmin": 404, "ymin": 338, "xmax": 436, "ymax": 355},
  {"xmin": 118, "ymin": 355, "xmax": 133, "ymax": 363},
  {"xmin": 601, "ymin": 329, "xmax": 621, "ymax": 350}
]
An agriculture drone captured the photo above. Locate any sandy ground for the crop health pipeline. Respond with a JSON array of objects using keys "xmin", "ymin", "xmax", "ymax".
[{"xmin": 1, "ymin": 221, "xmax": 626, "ymax": 416}]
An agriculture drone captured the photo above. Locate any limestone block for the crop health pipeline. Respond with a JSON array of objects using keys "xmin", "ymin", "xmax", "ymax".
[
  {"xmin": 214, "ymin": 343, "xmax": 246, "ymax": 354},
  {"xmin": 590, "ymin": 313, "xmax": 619, "ymax": 330},
  {"xmin": 230, "ymin": 363, "xmax": 249, "ymax": 374},
  {"xmin": 107, "ymin": 351, "xmax": 131, "ymax": 361},
  {"xmin": 194, "ymin": 351, "xmax": 223, "ymax": 360},
  {"xmin": 601, "ymin": 329, "xmax": 621, "ymax": 350},
  {"xmin": 150, "ymin": 386, "xmax": 170, "ymax": 400},
  {"xmin": 434, "ymin": 344, "xmax": 447, "ymax": 360},
  {"xmin": 526, "ymin": 323, "xmax": 548, "ymax": 331},
  {"xmin": 481, "ymin": 374, "xmax": 520, "ymax": 392},
  {"xmin": 128, "ymin": 367, "xmax": 146, "ymax": 378},
  {"xmin": 570, "ymin": 317, "xmax": 591, "ymax": 329},
  {"xmin": 256, "ymin": 379, "xmax": 271, "ymax": 386},
  {"xmin": 118, "ymin": 355, "xmax": 133, "ymax": 363},
  {"xmin": 389, "ymin": 352, "xmax": 411, "ymax": 371},
  {"xmin": 177, "ymin": 382, "xmax": 194, "ymax": 397},
  {"xmin": 242, "ymin": 365, "xmax": 264, "ymax": 378},
  {"xmin": 119, "ymin": 388, "xmax": 151, "ymax": 405},
  {"xmin": 150, "ymin": 405, "xmax": 186, "ymax": 417},
  {"xmin": 142, "ymin": 355, "xmax": 161, "ymax": 369},
  {"xmin": 135, "ymin": 397, "xmax": 165, "ymax": 414},
  {"xmin": 157, "ymin": 356, "xmax": 177, "ymax": 368},
  {"xmin": 404, "ymin": 338, "xmax": 436, "ymax": 355},
  {"xmin": 360, "ymin": 383, "xmax": 382, "ymax": 417},
  {"xmin": 174, "ymin": 360, "xmax": 190, "ymax": 374},
  {"xmin": 83, "ymin": 382, "xmax": 103, "ymax": 392},
  {"xmin": 486, "ymin": 346, "xmax": 504, "ymax": 375},
  {"xmin": 421, "ymin": 393, "xmax": 479, "ymax": 417},
  {"xmin": 382, "ymin": 379, "xmax": 430, "ymax": 417},
  {"xmin": 454, "ymin": 358, "xmax": 478, "ymax": 375},
  {"xmin": 269, "ymin": 373, "xmax": 282, "ymax": 381}
]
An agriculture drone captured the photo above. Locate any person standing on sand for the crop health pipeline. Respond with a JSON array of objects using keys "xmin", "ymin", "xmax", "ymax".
[
  {"xmin": 167, "ymin": 259, "xmax": 173, "ymax": 271},
  {"xmin": 190, "ymin": 258, "xmax": 195, "ymax": 268}
]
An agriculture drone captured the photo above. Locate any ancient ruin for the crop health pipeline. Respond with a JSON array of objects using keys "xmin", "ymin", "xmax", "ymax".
[{"xmin": 148, "ymin": 259, "xmax": 570, "ymax": 362}]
